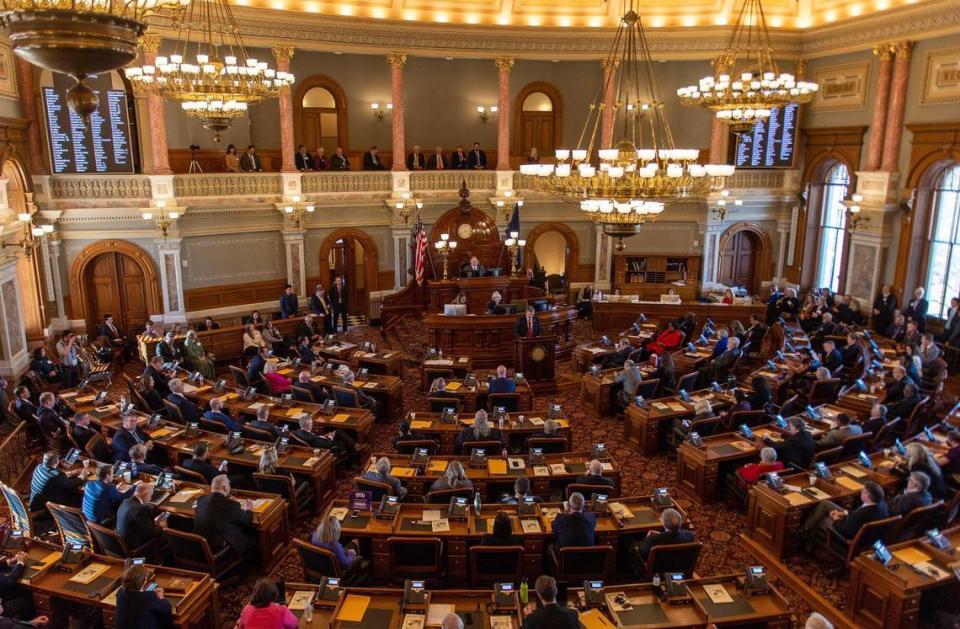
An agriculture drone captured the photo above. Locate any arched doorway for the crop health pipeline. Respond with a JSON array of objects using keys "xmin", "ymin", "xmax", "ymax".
[
  {"xmin": 318, "ymin": 230, "xmax": 379, "ymax": 320},
  {"xmin": 513, "ymin": 82, "xmax": 563, "ymax": 157},
  {"xmin": 294, "ymin": 76, "xmax": 348, "ymax": 154},
  {"xmin": 69, "ymin": 241, "xmax": 162, "ymax": 336},
  {"xmin": 524, "ymin": 222, "xmax": 580, "ymax": 281},
  {"xmin": 717, "ymin": 222, "xmax": 773, "ymax": 295}
]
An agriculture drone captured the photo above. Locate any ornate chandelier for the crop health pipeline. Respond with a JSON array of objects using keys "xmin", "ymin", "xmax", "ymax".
[
  {"xmin": 0, "ymin": 0, "xmax": 187, "ymax": 117},
  {"xmin": 676, "ymin": 0, "xmax": 818, "ymax": 132},
  {"xmin": 519, "ymin": 0, "xmax": 734, "ymax": 249},
  {"xmin": 125, "ymin": 0, "xmax": 294, "ymax": 141}
]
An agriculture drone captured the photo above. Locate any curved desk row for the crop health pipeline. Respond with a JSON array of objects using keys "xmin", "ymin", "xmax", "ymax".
[{"xmin": 592, "ymin": 300, "xmax": 765, "ymax": 335}]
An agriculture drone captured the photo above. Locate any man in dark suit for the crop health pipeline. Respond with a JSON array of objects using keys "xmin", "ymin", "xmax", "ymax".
[
  {"xmin": 862, "ymin": 403, "xmax": 889, "ymax": 436},
  {"xmin": 247, "ymin": 347, "xmax": 268, "ymax": 388},
  {"xmin": 293, "ymin": 371, "xmax": 327, "ymax": 403},
  {"xmin": 112, "ymin": 413, "xmax": 153, "ymax": 463},
  {"xmin": 362, "ymin": 146, "xmax": 386, "ymax": 170},
  {"xmin": 428, "ymin": 146, "xmax": 447, "ymax": 170},
  {"xmin": 291, "ymin": 416, "xmax": 356, "ymax": 459},
  {"xmin": 239, "ymin": 145, "xmax": 263, "ymax": 172},
  {"xmin": 521, "ymin": 576, "xmax": 578, "ymax": 629},
  {"xmin": 887, "ymin": 314, "xmax": 907, "ymax": 343},
  {"xmin": 297, "ymin": 314, "xmax": 322, "ymax": 345},
  {"xmin": 330, "ymin": 146, "xmax": 350, "ymax": 170},
  {"xmin": 451, "ymin": 146, "xmax": 469, "ymax": 169},
  {"xmin": 117, "ymin": 482, "xmax": 167, "ymax": 550},
  {"xmin": 391, "ymin": 420, "xmax": 426, "ymax": 450},
  {"xmin": 698, "ymin": 337, "xmax": 741, "ymax": 385},
  {"xmin": 36, "ymin": 392, "xmax": 65, "ymax": 449},
  {"xmin": 0, "ymin": 550, "xmax": 37, "ymax": 621},
  {"xmin": 295, "ymin": 145, "xmax": 315, "ymax": 171},
  {"xmin": 551, "ymin": 492, "xmax": 595, "ymax": 549},
  {"xmin": 886, "ymin": 383, "xmax": 922, "ymax": 421},
  {"xmin": 883, "ymin": 366, "xmax": 914, "ymax": 404},
  {"xmin": 632, "ymin": 508, "xmax": 696, "ymax": 562},
  {"xmin": 515, "ymin": 306, "xmax": 541, "ymax": 338},
  {"xmin": 943, "ymin": 297, "xmax": 960, "ymax": 346},
  {"xmin": 872, "ymin": 284, "xmax": 897, "ymax": 336},
  {"xmin": 764, "ymin": 416, "xmax": 816, "ymax": 469},
  {"xmin": 575, "ymin": 460, "xmax": 614, "ymax": 490},
  {"xmin": 462, "ymin": 255, "xmax": 485, "ymax": 277},
  {"xmin": 314, "ymin": 147, "xmax": 328, "ymax": 171},
  {"xmin": 904, "ymin": 287, "xmax": 929, "ymax": 332},
  {"xmin": 129, "ymin": 444, "xmax": 164, "ymax": 478},
  {"xmin": 202, "ymin": 397, "xmax": 241, "ymax": 432},
  {"xmin": 601, "ymin": 339, "xmax": 633, "ymax": 369},
  {"xmin": 745, "ymin": 314, "xmax": 767, "ymax": 347},
  {"xmin": 182, "ymin": 442, "xmax": 221, "ymax": 484},
  {"xmin": 195, "ymin": 475, "xmax": 256, "ymax": 558},
  {"xmin": 467, "ymin": 142, "xmax": 487, "ymax": 170},
  {"xmin": 888, "ymin": 471, "xmax": 933, "ymax": 516},
  {"xmin": 247, "ymin": 406, "xmax": 282, "ymax": 439},
  {"xmin": 166, "ymin": 379, "xmax": 202, "ymax": 423},
  {"xmin": 70, "ymin": 412, "xmax": 109, "ymax": 460},
  {"xmin": 297, "ymin": 336, "xmax": 317, "ymax": 366},
  {"xmin": 100, "ymin": 313, "xmax": 132, "ymax": 359},
  {"xmin": 488, "ymin": 365, "xmax": 516, "ymax": 394},
  {"xmin": 821, "ymin": 340, "xmax": 843, "ymax": 373},
  {"xmin": 800, "ymin": 481, "xmax": 888, "ymax": 553},
  {"xmin": 329, "ymin": 275, "xmax": 349, "ymax": 332},
  {"xmin": 765, "ymin": 285, "xmax": 784, "ymax": 326},
  {"xmin": 406, "ymin": 145, "xmax": 426, "ymax": 170},
  {"xmin": 279, "ymin": 284, "xmax": 299, "ymax": 319},
  {"xmin": 12, "ymin": 386, "xmax": 35, "ymax": 424}
]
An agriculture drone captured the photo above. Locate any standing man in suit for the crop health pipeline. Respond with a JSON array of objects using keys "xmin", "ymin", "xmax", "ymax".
[
  {"xmin": 406, "ymin": 145, "xmax": 426, "ymax": 170},
  {"xmin": 362, "ymin": 146, "xmax": 386, "ymax": 170},
  {"xmin": 551, "ymin": 492, "xmax": 595, "ymax": 549},
  {"xmin": 521, "ymin": 576, "xmax": 579, "ymax": 629},
  {"xmin": 488, "ymin": 365, "xmax": 516, "ymax": 394},
  {"xmin": 904, "ymin": 287, "xmax": 929, "ymax": 332},
  {"xmin": 872, "ymin": 284, "xmax": 897, "ymax": 336},
  {"xmin": 239, "ymin": 145, "xmax": 263, "ymax": 172},
  {"xmin": 116, "ymin": 482, "xmax": 167, "ymax": 550},
  {"xmin": 294, "ymin": 144, "xmax": 315, "ymax": 171},
  {"xmin": 329, "ymin": 275, "xmax": 349, "ymax": 332},
  {"xmin": 279, "ymin": 284, "xmax": 299, "ymax": 319},
  {"xmin": 632, "ymin": 508, "xmax": 696, "ymax": 562},
  {"xmin": 310, "ymin": 283, "xmax": 332, "ymax": 321},
  {"xmin": 467, "ymin": 142, "xmax": 487, "ymax": 169},
  {"xmin": 331, "ymin": 147, "xmax": 350, "ymax": 170},
  {"xmin": 462, "ymin": 256, "xmax": 485, "ymax": 277},
  {"xmin": 195, "ymin": 475, "xmax": 256, "ymax": 560},
  {"xmin": 515, "ymin": 306, "xmax": 541, "ymax": 338},
  {"xmin": 942, "ymin": 297, "xmax": 960, "ymax": 345},
  {"xmin": 314, "ymin": 147, "xmax": 328, "ymax": 171},
  {"xmin": 428, "ymin": 146, "xmax": 446, "ymax": 170}
]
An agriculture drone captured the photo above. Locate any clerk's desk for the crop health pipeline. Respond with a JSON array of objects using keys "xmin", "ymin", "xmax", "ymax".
[
  {"xmin": 591, "ymin": 299, "xmax": 766, "ymax": 336},
  {"xmin": 569, "ymin": 574, "xmax": 792, "ymax": 628},
  {"xmin": 359, "ymin": 452, "xmax": 620, "ymax": 502},
  {"xmin": 323, "ymin": 494, "xmax": 681, "ymax": 582},
  {"xmin": 12, "ymin": 538, "xmax": 220, "ymax": 628},
  {"xmin": 427, "ymin": 276, "xmax": 547, "ymax": 315},
  {"xmin": 847, "ymin": 525, "xmax": 960, "ymax": 629},
  {"xmin": 59, "ymin": 390, "xmax": 337, "ymax": 513},
  {"xmin": 624, "ymin": 389, "xmax": 736, "ymax": 456},
  {"xmin": 400, "ymin": 411, "xmax": 572, "ymax": 455},
  {"xmin": 178, "ymin": 379, "xmax": 377, "ymax": 457}
]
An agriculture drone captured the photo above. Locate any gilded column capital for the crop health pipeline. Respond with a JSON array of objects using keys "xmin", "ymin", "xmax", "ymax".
[
  {"xmin": 600, "ymin": 58, "xmax": 620, "ymax": 72},
  {"xmin": 891, "ymin": 41, "xmax": 915, "ymax": 59},
  {"xmin": 794, "ymin": 57, "xmax": 807, "ymax": 80},
  {"xmin": 872, "ymin": 45, "xmax": 893, "ymax": 62},
  {"xmin": 140, "ymin": 33, "xmax": 162, "ymax": 55},
  {"xmin": 387, "ymin": 52, "xmax": 408, "ymax": 68},
  {"xmin": 272, "ymin": 46, "xmax": 296, "ymax": 65},
  {"xmin": 495, "ymin": 57, "xmax": 514, "ymax": 73}
]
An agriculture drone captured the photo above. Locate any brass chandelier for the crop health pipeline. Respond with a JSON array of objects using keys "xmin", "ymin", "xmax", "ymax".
[
  {"xmin": 520, "ymin": 0, "xmax": 734, "ymax": 249},
  {"xmin": 676, "ymin": 0, "xmax": 818, "ymax": 132},
  {"xmin": 0, "ymin": 0, "xmax": 187, "ymax": 117},
  {"xmin": 125, "ymin": 0, "xmax": 294, "ymax": 141}
]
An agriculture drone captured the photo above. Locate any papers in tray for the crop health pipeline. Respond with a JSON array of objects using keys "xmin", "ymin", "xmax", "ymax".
[
  {"xmin": 608, "ymin": 502, "xmax": 634, "ymax": 519},
  {"xmin": 839, "ymin": 465, "xmax": 868, "ymax": 478},
  {"xmin": 170, "ymin": 489, "xmax": 203, "ymax": 503},
  {"xmin": 70, "ymin": 563, "xmax": 111, "ymax": 584},
  {"xmin": 422, "ymin": 509, "xmax": 442, "ymax": 522},
  {"xmin": 431, "ymin": 519, "xmax": 450, "ymax": 533},
  {"xmin": 489, "ymin": 616, "xmax": 513, "ymax": 629},
  {"xmin": 915, "ymin": 561, "xmax": 951, "ymax": 580},
  {"xmin": 835, "ymin": 476, "xmax": 864, "ymax": 491},
  {"xmin": 533, "ymin": 466, "xmax": 550, "ymax": 476},
  {"xmin": 426, "ymin": 604, "xmax": 455, "ymax": 626},
  {"xmin": 528, "ymin": 417, "xmax": 545, "ymax": 426},
  {"xmin": 330, "ymin": 413, "xmax": 351, "ymax": 423},
  {"xmin": 401, "ymin": 614, "xmax": 425, "ymax": 629},
  {"xmin": 247, "ymin": 402, "xmax": 266, "ymax": 411},
  {"xmin": 330, "ymin": 507, "xmax": 349, "ymax": 521},
  {"xmin": 288, "ymin": 591, "xmax": 314, "ymax": 611},
  {"xmin": 600, "ymin": 462, "xmax": 614, "ymax": 472},
  {"xmin": 541, "ymin": 507, "xmax": 561, "ymax": 521},
  {"xmin": 250, "ymin": 498, "xmax": 272, "ymax": 512},
  {"xmin": 703, "ymin": 584, "xmax": 734, "ymax": 604},
  {"xmin": 508, "ymin": 458, "xmax": 526, "ymax": 470},
  {"xmin": 549, "ymin": 463, "xmax": 566, "ymax": 475},
  {"xmin": 424, "ymin": 359, "xmax": 454, "ymax": 366},
  {"xmin": 782, "ymin": 492, "xmax": 813, "ymax": 506},
  {"xmin": 521, "ymin": 519, "xmax": 542, "ymax": 534}
]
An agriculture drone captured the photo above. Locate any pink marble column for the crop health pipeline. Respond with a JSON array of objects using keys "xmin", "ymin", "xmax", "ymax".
[
  {"xmin": 15, "ymin": 57, "xmax": 47, "ymax": 175},
  {"xmin": 388, "ymin": 52, "xmax": 407, "ymax": 172},
  {"xmin": 708, "ymin": 116, "xmax": 726, "ymax": 164},
  {"xmin": 600, "ymin": 59, "xmax": 618, "ymax": 149},
  {"xmin": 881, "ymin": 41, "xmax": 914, "ymax": 173},
  {"xmin": 495, "ymin": 57, "xmax": 513, "ymax": 171},
  {"xmin": 273, "ymin": 47, "xmax": 296, "ymax": 173},
  {"xmin": 866, "ymin": 45, "xmax": 893, "ymax": 171},
  {"xmin": 141, "ymin": 35, "xmax": 172, "ymax": 175}
]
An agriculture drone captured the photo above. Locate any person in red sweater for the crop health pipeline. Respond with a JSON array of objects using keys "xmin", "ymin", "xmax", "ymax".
[
  {"xmin": 736, "ymin": 447, "xmax": 784, "ymax": 484},
  {"xmin": 644, "ymin": 321, "xmax": 684, "ymax": 358}
]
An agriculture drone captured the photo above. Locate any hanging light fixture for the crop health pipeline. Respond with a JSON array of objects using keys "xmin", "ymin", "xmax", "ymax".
[
  {"xmin": 125, "ymin": 0, "xmax": 294, "ymax": 142},
  {"xmin": 519, "ymin": 0, "xmax": 734, "ymax": 250},
  {"xmin": 711, "ymin": 189, "xmax": 743, "ymax": 222},
  {"xmin": 0, "ymin": 0, "xmax": 188, "ymax": 118},
  {"xmin": 676, "ymin": 0, "xmax": 817, "ymax": 133}
]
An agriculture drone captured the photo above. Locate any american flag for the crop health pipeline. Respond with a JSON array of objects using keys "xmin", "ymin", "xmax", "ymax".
[{"xmin": 414, "ymin": 214, "xmax": 428, "ymax": 285}]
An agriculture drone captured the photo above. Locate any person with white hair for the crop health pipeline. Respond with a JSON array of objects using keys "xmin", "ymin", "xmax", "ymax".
[
  {"xmin": 486, "ymin": 291, "xmax": 505, "ymax": 315},
  {"xmin": 575, "ymin": 459, "xmax": 614, "ymax": 489},
  {"xmin": 633, "ymin": 507, "xmax": 695, "ymax": 561},
  {"xmin": 440, "ymin": 612, "xmax": 464, "ymax": 629},
  {"xmin": 454, "ymin": 410, "xmax": 503, "ymax": 452},
  {"xmin": 735, "ymin": 447, "xmax": 784, "ymax": 484},
  {"xmin": 804, "ymin": 612, "xmax": 833, "ymax": 629},
  {"xmin": 672, "ymin": 398, "xmax": 715, "ymax": 443},
  {"xmin": 551, "ymin": 492, "xmax": 595, "ymax": 549},
  {"xmin": 488, "ymin": 364, "xmax": 516, "ymax": 394},
  {"xmin": 361, "ymin": 456, "xmax": 408, "ymax": 499},
  {"xmin": 194, "ymin": 475, "xmax": 256, "ymax": 559}
]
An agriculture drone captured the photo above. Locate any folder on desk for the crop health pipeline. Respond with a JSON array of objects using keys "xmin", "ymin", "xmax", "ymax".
[
  {"xmin": 70, "ymin": 563, "xmax": 111, "ymax": 585},
  {"xmin": 392, "ymin": 466, "xmax": 416, "ymax": 477},
  {"xmin": 839, "ymin": 465, "xmax": 867, "ymax": 478},
  {"xmin": 783, "ymin": 492, "xmax": 812, "ymax": 506},
  {"xmin": 893, "ymin": 547, "xmax": 932, "ymax": 565},
  {"xmin": 285, "ymin": 407, "xmax": 305, "ymax": 417},
  {"xmin": 337, "ymin": 594, "xmax": 370, "ymax": 622},
  {"xmin": 836, "ymin": 476, "xmax": 864, "ymax": 491},
  {"xmin": 445, "ymin": 382, "xmax": 463, "ymax": 392},
  {"xmin": 330, "ymin": 413, "xmax": 351, "ymax": 423},
  {"xmin": 488, "ymin": 459, "xmax": 508, "ymax": 475},
  {"xmin": 410, "ymin": 420, "xmax": 433, "ymax": 430},
  {"xmin": 579, "ymin": 609, "xmax": 616, "ymax": 629},
  {"xmin": 426, "ymin": 604, "xmax": 455, "ymax": 626},
  {"xmin": 428, "ymin": 460, "xmax": 447, "ymax": 473}
]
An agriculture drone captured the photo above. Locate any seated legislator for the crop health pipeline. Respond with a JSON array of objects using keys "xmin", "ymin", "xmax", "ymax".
[
  {"xmin": 887, "ymin": 315, "xmax": 906, "ymax": 344},
  {"xmin": 203, "ymin": 397, "xmax": 242, "ymax": 432},
  {"xmin": 887, "ymin": 471, "xmax": 933, "ymax": 517},
  {"xmin": 486, "ymin": 291, "xmax": 506, "ymax": 315},
  {"xmin": 115, "ymin": 564, "xmax": 173, "ymax": 629},
  {"xmin": 183, "ymin": 330, "xmax": 216, "ymax": 379},
  {"xmin": 196, "ymin": 316, "xmax": 220, "ymax": 332},
  {"xmin": 516, "ymin": 306, "xmax": 541, "ymax": 338},
  {"xmin": 291, "ymin": 416, "xmax": 357, "ymax": 461},
  {"xmin": 392, "ymin": 421, "xmax": 427, "ymax": 450},
  {"xmin": 735, "ymin": 447, "xmax": 784, "ymax": 485},
  {"xmin": 488, "ymin": 365, "xmax": 516, "ymax": 394},
  {"xmin": 939, "ymin": 429, "xmax": 960, "ymax": 475},
  {"xmin": 482, "ymin": 511, "xmax": 521, "ymax": 546},
  {"xmin": 144, "ymin": 356, "xmax": 172, "ymax": 397},
  {"xmin": 36, "ymin": 392, "xmax": 65, "ymax": 448},
  {"xmin": 521, "ymin": 575, "xmax": 579, "ymax": 629},
  {"xmin": 885, "ymin": 383, "xmax": 922, "ymax": 422},
  {"xmin": 155, "ymin": 332, "xmax": 183, "ymax": 364},
  {"xmin": 711, "ymin": 329, "xmax": 730, "ymax": 357},
  {"xmin": 100, "ymin": 313, "xmax": 132, "ymax": 359},
  {"xmin": 799, "ymin": 481, "xmax": 888, "ymax": 553},
  {"xmin": 602, "ymin": 338, "xmax": 633, "ymax": 369},
  {"xmin": 892, "ymin": 443, "xmax": 946, "ymax": 500},
  {"xmin": 247, "ymin": 346, "xmax": 269, "ymax": 387},
  {"xmin": 82, "ymin": 464, "xmax": 134, "ymax": 525},
  {"xmin": 501, "ymin": 476, "xmax": 540, "ymax": 505},
  {"xmin": 262, "ymin": 361, "xmax": 292, "ymax": 396},
  {"xmin": 362, "ymin": 456, "xmax": 408, "ymax": 500},
  {"xmin": 129, "ymin": 444, "xmax": 164, "ymax": 478},
  {"xmin": 167, "ymin": 378, "xmax": 203, "ymax": 423},
  {"xmin": 454, "ymin": 410, "xmax": 503, "ymax": 452},
  {"xmin": 239, "ymin": 579, "xmax": 299, "ymax": 629},
  {"xmin": 763, "ymin": 416, "xmax": 815, "ymax": 469},
  {"xmin": 430, "ymin": 460, "xmax": 474, "ymax": 492},
  {"xmin": 29, "ymin": 451, "xmax": 83, "ymax": 512},
  {"xmin": 182, "ymin": 442, "xmax": 222, "ymax": 484},
  {"xmin": 297, "ymin": 335, "xmax": 317, "ymax": 364},
  {"xmin": 293, "ymin": 370, "xmax": 328, "ymax": 404},
  {"xmin": 745, "ymin": 314, "xmax": 768, "ymax": 347},
  {"xmin": 336, "ymin": 366, "xmax": 381, "ymax": 417},
  {"xmin": 575, "ymin": 459, "xmax": 614, "ymax": 490},
  {"xmin": 697, "ymin": 337, "xmax": 742, "ymax": 386},
  {"xmin": 247, "ymin": 406, "xmax": 282, "ymax": 439},
  {"xmin": 816, "ymin": 413, "xmax": 863, "ymax": 450},
  {"xmin": 862, "ymin": 403, "xmax": 890, "ymax": 436},
  {"xmin": 462, "ymin": 255, "xmax": 485, "ymax": 277},
  {"xmin": 112, "ymin": 413, "xmax": 153, "ymax": 463},
  {"xmin": 117, "ymin": 482, "xmax": 167, "ymax": 550},
  {"xmin": 820, "ymin": 340, "xmax": 842, "ymax": 373},
  {"xmin": 525, "ymin": 419, "xmax": 561, "ymax": 450},
  {"xmin": 0, "ymin": 551, "xmax": 39, "ymax": 622},
  {"xmin": 551, "ymin": 492, "xmax": 595, "ymax": 549},
  {"xmin": 195, "ymin": 475, "xmax": 257, "ymax": 560},
  {"xmin": 11, "ymin": 386, "xmax": 32, "ymax": 425},
  {"xmin": 631, "ymin": 508, "xmax": 695, "ymax": 562},
  {"xmin": 298, "ymin": 314, "xmax": 323, "ymax": 344},
  {"xmin": 70, "ymin": 412, "xmax": 110, "ymax": 461},
  {"xmin": 311, "ymin": 515, "xmax": 364, "ymax": 572},
  {"xmin": 643, "ymin": 321, "xmax": 683, "ymax": 358}
]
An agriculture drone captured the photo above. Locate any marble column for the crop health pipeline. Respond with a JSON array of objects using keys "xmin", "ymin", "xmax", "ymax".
[
  {"xmin": 157, "ymin": 238, "xmax": 186, "ymax": 323},
  {"xmin": 273, "ymin": 46, "xmax": 297, "ymax": 173},
  {"xmin": 0, "ymin": 255, "xmax": 30, "ymax": 377},
  {"xmin": 701, "ymin": 219, "xmax": 725, "ymax": 288},
  {"xmin": 141, "ymin": 34, "xmax": 172, "ymax": 175},
  {"xmin": 283, "ymin": 231, "xmax": 306, "ymax": 297},
  {"xmin": 866, "ymin": 45, "xmax": 894, "ymax": 171},
  {"xmin": 880, "ymin": 41, "xmax": 914, "ymax": 173},
  {"xmin": 600, "ymin": 60, "xmax": 618, "ymax": 149},
  {"xmin": 15, "ymin": 58, "xmax": 47, "ymax": 175},
  {"xmin": 47, "ymin": 236, "xmax": 66, "ymax": 321},
  {"xmin": 708, "ymin": 117, "xmax": 726, "ymax": 165},
  {"xmin": 775, "ymin": 218, "xmax": 791, "ymax": 284},
  {"xmin": 391, "ymin": 226, "xmax": 410, "ymax": 290},
  {"xmin": 593, "ymin": 225, "xmax": 613, "ymax": 290},
  {"xmin": 388, "ymin": 52, "xmax": 407, "ymax": 172},
  {"xmin": 495, "ymin": 57, "xmax": 514, "ymax": 171}
]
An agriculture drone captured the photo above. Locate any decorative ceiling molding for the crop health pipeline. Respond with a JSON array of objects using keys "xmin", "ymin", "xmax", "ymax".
[{"xmin": 144, "ymin": 0, "xmax": 958, "ymax": 60}]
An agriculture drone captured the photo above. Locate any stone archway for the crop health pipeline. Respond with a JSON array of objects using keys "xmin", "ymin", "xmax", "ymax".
[
  {"xmin": 318, "ymin": 229, "xmax": 380, "ymax": 317},
  {"xmin": 524, "ymin": 222, "xmax": 581, "ymax": 281},
  {"xmin": 717, "ymin": 222, "xmax": 773, "ymax": 295}
]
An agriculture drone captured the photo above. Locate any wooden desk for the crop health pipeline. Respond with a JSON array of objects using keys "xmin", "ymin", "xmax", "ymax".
[
  {"xmin": 434, "ymin": 379, "xmax": 533, "ymax": 413},
  {"xmin": 17, "ymin": 539, "xmax": 220, "ymax": 629},
  {"xmin": 422, "ymin": 308, "xmax": 577, "ymax": 369},
  {"xmin": 847, "ymin": 526, "xmax": 960, "ymax": 629},
  {"xmin": 315, "ymin": 339, "xmax": 359, "ymax": 362},
  {"xmin": 572, "ymin": 342, "xmax": 617, "ymax": 374},
  {"xmin": 307, "ymin": 371, "xmax": 405, "ymax": 423},
  {"xmin": 325, "ymin": 494, "xmax": 678, "ymax": 583},
  {"xmin": 403, "ymin": 411, "xmax": 572, "ymax": 454},
  {"xmin": 592, "ymin": 301, "xmax": 765, "ymax": 336},
  {"xmin": 672, "ymin": 346, "xmax": 716, "ymax": 376},
  {"xmin": 137, "ymin": 317, "xmax": 303, "ymax": 365},
  {"xmin": 360, "ymin": 451, "xmax": 620, "ymax": 502},
  {"xmin": 624, "ymin": 390, "xmax": 734, "ymax": 456},
  {"xmin": 428, "ymin": 276, "xmax": 543, "ymax": 315},
  {"xmin": 421, "ymin": 356, "xmax": 473, "ymax": 390},
  {"xmin": 352, "ymin": 349, "xmax": 404, "ymax": 376},
  {"xmin": 581, "ymin": 364, "xmax": 656, "ymax": 418},
  {"xmin": 570, "ymin": 574, "xmax": 791, "ymax": 628},
  {"xmin": 837, "ymin": 390, "xmax": 885, "ymax": 420}
]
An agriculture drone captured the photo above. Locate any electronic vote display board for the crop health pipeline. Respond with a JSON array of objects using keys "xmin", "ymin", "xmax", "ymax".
[
  {"xmin": 42, "ymin": 72, "xmax": 135, "ymax": 174},
  {"xmin": 732, "ymin": 103, "xmax": 798, "ymax": 169}
]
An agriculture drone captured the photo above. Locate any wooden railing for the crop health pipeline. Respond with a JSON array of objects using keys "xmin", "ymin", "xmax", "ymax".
[{"xmin": 0, "ymin": 423, "xmax": 32, "ymax": 489}]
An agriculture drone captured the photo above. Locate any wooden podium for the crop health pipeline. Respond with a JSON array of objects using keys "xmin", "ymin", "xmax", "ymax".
[{"xmin": 515, "ymin": 335, "xmax": 557, "ymax": 393}]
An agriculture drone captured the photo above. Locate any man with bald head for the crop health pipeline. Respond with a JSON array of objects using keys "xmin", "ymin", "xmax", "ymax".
[
  {"xmin": 406, "ymin": 145, "xmax": 425, "ymax": 170},
  {"xmin": 117, "ymin": 481, "xmax": 166, "ymax": 550},
  {"xmin": 194, "ymin": 475, "xmax": 256, "ymax": 560}
]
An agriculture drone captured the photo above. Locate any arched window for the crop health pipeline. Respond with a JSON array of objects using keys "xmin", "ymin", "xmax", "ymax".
[
  {"xmin": 924, "ymin": 163, "xmax": 960, "ymax": 319},
  {"xmin": 816, "ymin": 163, "xmax": 850, "ymax": 292}
]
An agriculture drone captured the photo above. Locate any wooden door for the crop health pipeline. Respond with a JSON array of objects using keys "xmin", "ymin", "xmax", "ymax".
[
  {"xmin": 717, "ymin": 231, "xmax": 758, "ymax": 293},
  {"xmin": 520, "ymin": 113, "xmax": 555, "ymax": 155},
  {"xmin": 302, "ymin": 108, "xmax": 339, "ymax": 152},
  {"xmin": 328, "ymin": 238, "xmax": 368, "ymax": 317},
  {"xmin": 85, "ymin": 253, "xmax": 147, "ymax": 336}
]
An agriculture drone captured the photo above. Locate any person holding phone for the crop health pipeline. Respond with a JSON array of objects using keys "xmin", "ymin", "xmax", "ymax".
[{"xmin": 115, "ymin": 564, "xmax": 172, "ymax": 629}]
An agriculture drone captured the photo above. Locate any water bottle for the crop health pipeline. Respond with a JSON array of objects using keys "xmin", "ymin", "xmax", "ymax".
[
  {"xmin": 652, "ymin": 573, "xmax": 661, "ymax": 596},
  {"xmin": 519, "ymin": 577, "xmax": 529, "ymax": 605},
  {"xmin": 473, "ymin": 491, "xmax": 481, "ymax": 516},
  {"xmin": 303, "ymin": 602, "xmax": 313, "ymax": 622},
  {"xmin": 439, "ymin": 348, "xmax": 443, "ymax": 358},
  {"xmin": 498, "ymin": 415, "xmax": 505, "ymax": 431}
]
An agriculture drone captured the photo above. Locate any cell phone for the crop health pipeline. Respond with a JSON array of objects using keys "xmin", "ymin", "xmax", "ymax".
[
  {"xmin": 145, "ymin": 582, "xmax": 158, "ymax": 592},
  {"xmin": 219, "ymin": 460, "xmax": 228, "ymax": 471}
]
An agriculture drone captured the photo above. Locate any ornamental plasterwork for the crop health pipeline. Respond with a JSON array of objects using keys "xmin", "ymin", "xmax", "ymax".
[
  {"xmin": 49, "ymin": 176, "xmax": 151, "ymax": 200},
  {"xmin": 410, "ymin": 171, "xmax": 496, "ymax": 192},
  {"xmin": 301, "ymin": 172, "xmax": 392, "ymax": 193},
  {"xmin": 173, "ymin": 173, "xmax": 283, "ymax": 198}
]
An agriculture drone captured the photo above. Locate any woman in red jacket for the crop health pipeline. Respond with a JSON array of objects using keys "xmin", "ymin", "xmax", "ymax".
[
  {"xmin": 736, "ymin": 447, "xmax": 784, "ymax": 484},
  {"xmin": 644, "ymin": 321, "xmax": 684, "ymax": 357}
]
